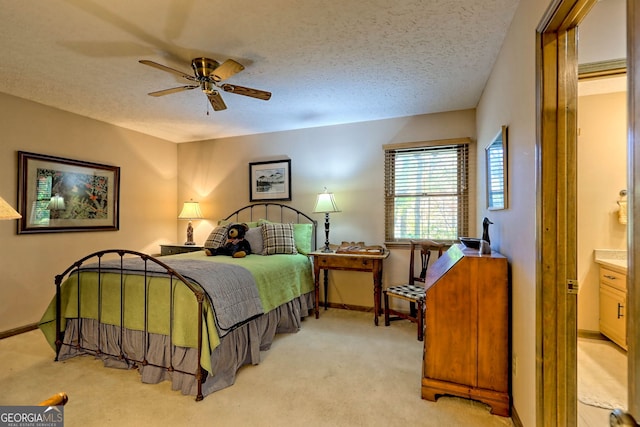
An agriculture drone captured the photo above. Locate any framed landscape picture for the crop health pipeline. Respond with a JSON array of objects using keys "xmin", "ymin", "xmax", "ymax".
[
  {"xmin": 249, "ymin": 159, "xmax": 291, "ymax": 201},
  {"xmin": 17, "ymin": 151, "xmax": 120, "ymax": 233}
]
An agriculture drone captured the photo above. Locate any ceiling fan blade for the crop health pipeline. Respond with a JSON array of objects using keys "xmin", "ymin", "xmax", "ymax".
[
  {"xmin": 212, "ymin": 59, "xmax": 245, "ymax": 82},
  {"xmin": 148, "ymin": 85, "xmax": 199, "ymax": 97},
  {"xmin": 139, "ymin": 60, "xmax": 196, "ymax": 81},
  {"xmin": 221, "ymin": 84, "xmax": 271, "ymax": 101},
  {"xmin": 207, "ymin": 91, "xmax": 227, "ymax": 111}
]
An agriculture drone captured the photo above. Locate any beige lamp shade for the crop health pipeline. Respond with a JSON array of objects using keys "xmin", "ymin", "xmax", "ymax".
[
  {"xmin": 313, "ymin": 191, "xmax": 340, "ymax": 214},
  {"xmin": 178, "ymin": 201, "xmax": 204, "ymax": 219},
  {"xmin": 0, "ymin": 196, "xmax": 21, "ymax": 220}
]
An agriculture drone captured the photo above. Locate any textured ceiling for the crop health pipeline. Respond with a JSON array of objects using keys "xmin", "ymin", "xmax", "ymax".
[{"xmin": 0, "ymin": 0, "xmax": 522, "ymax": 143}]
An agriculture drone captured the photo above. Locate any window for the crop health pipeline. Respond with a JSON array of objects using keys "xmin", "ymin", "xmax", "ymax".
[{"xmin": 384, "ymin": 138, "xmax": 471, "ymax": 243}]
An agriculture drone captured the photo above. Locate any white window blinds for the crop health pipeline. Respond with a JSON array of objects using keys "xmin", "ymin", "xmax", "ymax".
[{"xmin": 384, "ymin": 139, "xmax": 470, "ymax": 243}]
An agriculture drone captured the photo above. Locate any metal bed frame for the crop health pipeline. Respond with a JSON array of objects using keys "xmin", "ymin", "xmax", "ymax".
[{"xmin": 51, "ymin": 203, "xmax": 317, "ymax": 401}]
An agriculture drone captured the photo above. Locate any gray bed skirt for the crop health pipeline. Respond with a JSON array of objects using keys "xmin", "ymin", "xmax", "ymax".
[{"xmin": 57, "ymin": 292, "xmax": 314, "ymax": 397}]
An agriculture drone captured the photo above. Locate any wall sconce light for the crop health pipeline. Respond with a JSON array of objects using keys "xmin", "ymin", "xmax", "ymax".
[
  {"xmin": 0, "ymin": 196, "xmax": 21, "ymax": 220},
  {"xmin": 178, "ymin": 200, "xmax": 203, "ymax": 245},
  {"xmin": 313, "ymin": 187, "xmax": 340, "ymax": 252}
]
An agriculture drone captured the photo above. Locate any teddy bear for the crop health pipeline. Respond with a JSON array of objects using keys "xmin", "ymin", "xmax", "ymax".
[{"xmin": 205, "ymin": 223, "xmax": 252, "ymax": 258}]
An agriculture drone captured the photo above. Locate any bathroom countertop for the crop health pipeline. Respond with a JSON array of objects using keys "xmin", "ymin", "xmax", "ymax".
[{"xmin": 594, "ymin": 249, "xmax": 627, "ymax": 274}]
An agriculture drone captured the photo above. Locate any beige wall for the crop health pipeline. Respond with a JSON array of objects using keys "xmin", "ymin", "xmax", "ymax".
[
  {"xmin": 577, "ymin": 90, "xmax": 628, "ymax": 331},
  {"xmin": 475, "ymin": 0, "xmax": 553, "ymax": 425},
  {"xmin": 1, "ymin": 1, "xmax": 569, "ymax": 423},
  {"xmin": 0, "ymin": 93, "xmax": 178, "ymax": 332},
  {"xmin": 178, "ymin": 110, "xmax": 476, "ymax": 308},
  {"xmin": 0, "ymin": 96, "xmax": 475, "ymax": 336}
]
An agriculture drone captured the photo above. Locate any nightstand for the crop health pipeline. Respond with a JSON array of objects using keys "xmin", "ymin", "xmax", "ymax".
[{"xmin": 159, "ymin": 244, "xmax": 204, "ymax": 256}]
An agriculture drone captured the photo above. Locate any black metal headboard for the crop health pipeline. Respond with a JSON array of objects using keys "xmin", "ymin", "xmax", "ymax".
[{"xmin": 223, "ymin": 203, "xmax": 318, "ymax": 251}]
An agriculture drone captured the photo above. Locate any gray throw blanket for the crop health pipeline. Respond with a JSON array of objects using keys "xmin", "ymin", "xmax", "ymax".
[{"xmin": 82, "ymin": 258, "xmax": 264, "ymax": 337}]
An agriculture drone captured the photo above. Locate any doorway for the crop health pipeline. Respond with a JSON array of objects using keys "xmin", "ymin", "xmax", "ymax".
[
  {"xmin": 575, "ymin": 1, "xmax": 628, "ymax": 423},
  {"xmin": 537, "ymin": 0, "xmax": 639, "ymax": 425},
  {"xmin": 576, "ymin": 70, "xmax": 628, "ymax": 423}
]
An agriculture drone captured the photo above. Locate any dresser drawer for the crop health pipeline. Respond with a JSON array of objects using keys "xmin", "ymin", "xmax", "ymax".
[
  {"xmin": 316, "ymin": 255, "xmax": 374, "ymax": 271},
  {"xmin": 161, "ymin": 246, "xmax": 180, "ymax": 256},
  {"xmin": 160, "ymin": 245, "xmax": 203, "ymax": 256},
  {"xmin": 600, "ymin": 268, "xmax": 626, "ymax": 292}
]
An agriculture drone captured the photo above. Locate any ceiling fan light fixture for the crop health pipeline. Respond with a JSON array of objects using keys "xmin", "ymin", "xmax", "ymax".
[{"xmin": 201, "ymin": 81, "xmax": 215, "ymax": 94}]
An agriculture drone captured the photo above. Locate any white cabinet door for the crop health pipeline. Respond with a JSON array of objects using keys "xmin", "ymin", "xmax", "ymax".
[{"xmin": 599, "ymin": 283, "xmax": 627, "ymax": 349}]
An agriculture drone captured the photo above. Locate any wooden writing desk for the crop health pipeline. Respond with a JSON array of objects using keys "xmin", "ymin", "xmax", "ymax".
[
  {"xmin": 309, "ymin": 249, "xmax": 390, "ymax": 325},
  {"xmin": 421, "ymin": 244, "xmax": 509, "ymax": 416}
]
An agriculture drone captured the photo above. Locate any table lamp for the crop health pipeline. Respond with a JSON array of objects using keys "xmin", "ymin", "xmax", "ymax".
[
  {"xmin": 313, "ymin": 188, "xmax": 340, "ymax": 252},
  {"xmin": 178, "ymin": 200, "xmax": 203, "ymax": 245},
  {"xmin": 0, "ymin": 196, "xmax": 21, "ymax": 220}
]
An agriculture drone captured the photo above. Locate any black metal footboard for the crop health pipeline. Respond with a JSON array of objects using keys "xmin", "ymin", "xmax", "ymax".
[{"xmin": 53, "ymin": 249, "xmax": 207, "ymax": 401}]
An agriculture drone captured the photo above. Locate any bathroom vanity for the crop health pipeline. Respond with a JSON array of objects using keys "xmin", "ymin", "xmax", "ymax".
[{"xmin": 594, "ymin": 250, "xmax": 627, "ymax": 350}]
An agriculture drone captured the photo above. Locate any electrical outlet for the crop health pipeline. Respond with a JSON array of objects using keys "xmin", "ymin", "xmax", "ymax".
[{"xmin": 512, "ymin": 354, "xmax": 518, "ymax": 378}]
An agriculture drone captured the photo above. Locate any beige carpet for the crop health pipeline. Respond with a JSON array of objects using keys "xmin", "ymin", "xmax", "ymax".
[
  {"xmin": 0, "ymin": 309, "xmax": 513, "ymax": 427},
  {"xmin": 577, "ymin": 338, "xmax": 627, "ymax": 411}
]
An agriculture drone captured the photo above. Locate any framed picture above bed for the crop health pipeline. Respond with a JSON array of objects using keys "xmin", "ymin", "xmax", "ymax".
[
  {"xmin": 17, "ymin": 151, "xmax": 120, "ymax": 234},
  {"xmin": 249, "ymin": 159, "xmax": 291, "ymax": 202}
]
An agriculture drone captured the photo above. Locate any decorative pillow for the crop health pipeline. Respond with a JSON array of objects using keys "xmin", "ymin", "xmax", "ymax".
[
  {"xmin": 258, "ymin": 219, "xmax": 313, "ymax": 254},
  {"xmin": 204, "ymin": 224, "xmax": 229, "ymax": 249},
  {"xmin": 293, "ymin": 223, "xmax": 313, "ymax": 254},
  {"xmin": 244, "ymin": 227, "xmax": 264, "ymax": 255},
  {"xmin": 261, "ymin": 223, "xmax": 298, "ymax": 255}
]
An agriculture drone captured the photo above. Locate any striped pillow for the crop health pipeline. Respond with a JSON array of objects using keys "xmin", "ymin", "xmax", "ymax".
[{"xmin": 261, "ymin": 223, "xmax": 298, "ymax": 255}]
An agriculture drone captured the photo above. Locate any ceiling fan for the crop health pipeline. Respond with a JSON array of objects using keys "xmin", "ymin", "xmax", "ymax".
[{"xmin": 139, "ymin": 57, "xmax": 271, "ymax": 112}]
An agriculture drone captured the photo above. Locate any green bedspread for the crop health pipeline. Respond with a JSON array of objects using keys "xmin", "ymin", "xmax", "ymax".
[{"xmin": 38, "ymin": 251, "xmax": 314, "ymax": 374}]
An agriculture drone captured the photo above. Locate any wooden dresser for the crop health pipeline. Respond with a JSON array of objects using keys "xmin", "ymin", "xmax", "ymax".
[{"xmin": 421, "ymin": 244, "xmax": 509, "ymax": 417}]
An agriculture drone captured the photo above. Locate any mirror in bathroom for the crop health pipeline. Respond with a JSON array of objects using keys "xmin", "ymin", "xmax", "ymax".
[{"xmin": 486, "ymin": 125, "xmax": 508, "ymax": 210}]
